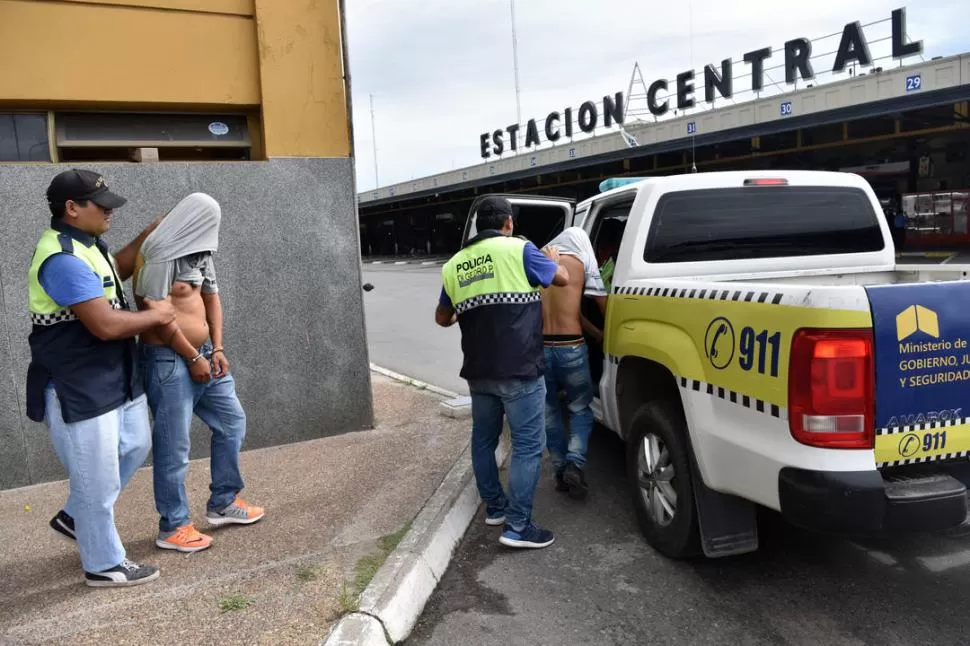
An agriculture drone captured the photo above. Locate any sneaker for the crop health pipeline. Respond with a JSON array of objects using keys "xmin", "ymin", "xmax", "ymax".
[
  {"xmin": 85, "ymin": 559, "xmax": 160, "ymax": 588},
  {"xmin": 563, "ymin": 463, "xmax": 588, "ymax": 500},
  {"xmin": 50, "ymin": 510, "xmax": 76, "ymax": 542},
  {"xmin": 206, "ymin": 497, "xmax": 265, "ymax": 526},
  {"xmin": 554, "ymin": 469, "xmax": 569, "ymax": 493},
  {"xmin": 485, "ymin": 507, "xmax": 506, "ymax": 526},
  {"xmin": 499, "ymin": 522, "xmax": 556, "ymax": 549},
  {"xmin": 156, "ymin": 523, "xmax": 213, "ymax": 553}
]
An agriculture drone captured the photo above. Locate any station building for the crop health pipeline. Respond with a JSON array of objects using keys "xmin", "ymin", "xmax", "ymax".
[
  {"xmin": 0, "ymin": 0, "xmax": 371, "ymax": 489},
  {"xmin": 359, "ymin": 9, "xmax": 970, "ymax": 256}
]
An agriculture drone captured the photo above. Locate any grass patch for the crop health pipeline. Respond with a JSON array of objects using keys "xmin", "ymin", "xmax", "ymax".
[
  {"xmin": 378, "ymin": 523, "xmax": 411, "ymax": 554},
  {"xmin": 219, "ymin": 594, "xmax": 254, "ymax": 613},
  {"xmin": 338, "ymin": 521, "xmax": 413, "ymax": 616},
  {"xmin": 295, "ymin": 564, "xmax": 319, "ymax": 583},
  {"xmin": 337, "ymin": 581, "xmax": 359, "ymax": 614}
]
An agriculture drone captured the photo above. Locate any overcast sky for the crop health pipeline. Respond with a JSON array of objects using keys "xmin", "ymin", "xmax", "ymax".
[{"xmin": 344, "ymin": 0, "xmax": 970, "ymax": 191}]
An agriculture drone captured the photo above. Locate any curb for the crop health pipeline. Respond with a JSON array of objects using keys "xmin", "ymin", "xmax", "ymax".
[
  {"xmin": 369, "ymin": 363, "xmax": 459, "ymax": 400},
  {"xmin": 322, "ymin": 435, "xmax": 510, "ymax": 645}
]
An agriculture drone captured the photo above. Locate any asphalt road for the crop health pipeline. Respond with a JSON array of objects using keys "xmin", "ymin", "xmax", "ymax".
[
  {"xmin": 364, "ymin": 263, "xmax": 970, "ymax": 646},
  {"xmin": 408, "ymin": 425, "xmax": 970, "ymax": 646},
  {"xmin": 362, "ymin": 262, "xmax": 467, "ymax": 395}
]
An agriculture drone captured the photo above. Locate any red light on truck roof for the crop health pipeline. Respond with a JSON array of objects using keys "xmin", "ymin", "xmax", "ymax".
[{"xmin": 743, "ymin": 178, "xmax": 788, "ymax": 186}]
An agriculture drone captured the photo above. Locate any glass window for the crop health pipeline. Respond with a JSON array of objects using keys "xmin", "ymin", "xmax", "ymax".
[
  {"xmin": 644, "ymin": 186, "xmax": 885, "ymax": 264},
  {"xmin": 55, "ymin": 112, "xmax": 251, "ymax": 148},
  {"xmin": 0, "ymin": 113, "xmax": 51, "ymax": 162}
]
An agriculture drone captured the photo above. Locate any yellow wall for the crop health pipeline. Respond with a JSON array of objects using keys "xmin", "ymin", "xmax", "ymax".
[
  {"xmin": 253, "ymin": 0, "xmax": 350, "ymax": 157},
  {"xmin": 0, "ymin": 1, "xmax": 260, "ymax": 107},
  {"xmin": 0, "ymin": 0, "xmax": 350, "ymax": 158},
  {"xmin": 56, "ymin": 0, "xmax": 254, "ymax": 15}
]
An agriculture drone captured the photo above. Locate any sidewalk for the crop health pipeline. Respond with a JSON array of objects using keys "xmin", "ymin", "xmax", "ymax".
[{"xmin": 0, "ymin": 373, "xmax": 471, "ymax": 645}]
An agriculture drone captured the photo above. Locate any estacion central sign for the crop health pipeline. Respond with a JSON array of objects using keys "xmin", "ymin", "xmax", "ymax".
[{"xmin": 479, "ymin": 7, "xmax": 923, "ymax": 159}]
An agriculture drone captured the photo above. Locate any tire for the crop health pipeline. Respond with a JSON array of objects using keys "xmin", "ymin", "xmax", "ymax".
[{"xmin": 626, "ymin": 400, "xmax": 702, "ymax": 559}]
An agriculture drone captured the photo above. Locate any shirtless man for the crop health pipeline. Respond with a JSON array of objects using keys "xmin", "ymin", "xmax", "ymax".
[
  {"xmin": 540, "ymin": 227, "xmax": 608, "ymax": 499},
  {"xmin": 135, "ymin": 193, "xmax": 263, "ymax": 553}
]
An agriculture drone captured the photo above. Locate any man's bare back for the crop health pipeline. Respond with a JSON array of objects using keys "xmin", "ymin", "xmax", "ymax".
[{"xmin": 541, "ymin": 255, "xmax": 586, "ymax": 336}]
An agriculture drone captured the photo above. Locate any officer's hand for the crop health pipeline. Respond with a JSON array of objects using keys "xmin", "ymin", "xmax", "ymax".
[
  {"xmin": 542, "ymin": 245, "xmax": 561, "ymax": 264},
  {"xmin": 143, "ymin": 297, "xmax": 176, "ymax": 326},
  {"xmin": 189, "ymin": 357, "xmax": 212, "ymax": 383}
]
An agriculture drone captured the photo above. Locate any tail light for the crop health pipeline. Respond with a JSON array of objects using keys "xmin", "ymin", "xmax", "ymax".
[{"xmin": 788, "ymin": 329, "xmax": 874, "ymax": 449}]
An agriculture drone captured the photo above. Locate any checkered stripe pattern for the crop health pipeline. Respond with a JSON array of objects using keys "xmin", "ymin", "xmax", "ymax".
[
  {"xmin": 876, "ymin": 417, "xmax": 970, "ymax": 468},
  {"xmin": 678, "ymin": 377, "xmax": 784, "ymax": 418},
  {"xmin": 613, "ymin": 285, "xmax": 785, "ymax": 306},
  {"xmin": 604, "ymin": 353, "xmax": 783, "ymax": 418},
  {"xmin": 30, "ymin": 298, "xmax": 122, "ymax": 326},
  {"xmin": 454, "ymin": 291, "xmax": 541, "ymax": 315},
  {"xmin": 875, "ymin": 417, "xmax": 969, "ymax": 437},
  {"xmin": 879, "ymin": 451, "xmax": 970, "ymax": 468}
]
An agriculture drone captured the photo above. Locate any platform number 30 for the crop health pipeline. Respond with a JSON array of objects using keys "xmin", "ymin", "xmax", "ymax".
[
  {"xmin": 738, "ymin": 327, "xmax": 781, "ymax": 378},
  {"xmin": 780, "ymin": 102, "xmax": 793, "ymax": 116}
]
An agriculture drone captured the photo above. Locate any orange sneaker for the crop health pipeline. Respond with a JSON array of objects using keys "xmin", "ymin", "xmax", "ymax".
[
  {"xmin": 206, "ymin": 497, "xmax": 265, "ymax": 526},
  {"xmin": 156, "ymin": 523, "xmax": 213, "ymax": 553}
]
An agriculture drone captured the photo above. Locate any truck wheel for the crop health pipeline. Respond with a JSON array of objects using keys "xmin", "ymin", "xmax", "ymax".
[{"xmin": 626, "ymin": 401, "xmax": 701, "ymax": 559}]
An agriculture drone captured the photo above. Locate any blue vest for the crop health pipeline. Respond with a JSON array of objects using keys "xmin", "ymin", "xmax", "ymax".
[{"xmin": 26, "ymin": 222, "xmax": 143, "ymax": 424}]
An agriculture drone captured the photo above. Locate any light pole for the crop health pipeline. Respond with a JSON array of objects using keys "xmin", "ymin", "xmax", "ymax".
[
  {"xmin": 510, "ymin": 0, "xmax": 522, "ymax": 132},
  {"xmin": 369, "ymin": 93, "xmax": 380, "ymax": 189}
]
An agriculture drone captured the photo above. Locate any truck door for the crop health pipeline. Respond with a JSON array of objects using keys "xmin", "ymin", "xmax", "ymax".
[
  {"xmin": 462, "ymin": 195, "xmax": 575, "ymax": 249},
  {"xmin": 581, "ymin": 195, "xmax": 636, "ymax": 434}
]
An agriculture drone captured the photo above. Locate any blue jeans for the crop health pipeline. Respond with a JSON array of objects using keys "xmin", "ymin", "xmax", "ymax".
[
  {"xmin": 467, "ymin": 377, "xmax": 546, "ymax": 532},
  {"xmin": 46, "ymin": 388, "xmax": 151, "ymax": 573},
  {"xmin": 140, "ymin": 343, "xmax": 247, "ymax": 533},
  {"xmin": 543, "ymin": 344, "xmax": 595, "ymax": 470}
]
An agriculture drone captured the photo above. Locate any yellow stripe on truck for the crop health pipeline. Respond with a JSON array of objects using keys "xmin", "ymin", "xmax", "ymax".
[
  {"xmin": 606, "ymin": 287, "xmax": 872, "ymax": 409},
  {"xmin": 875, "ymin": 421, "xmax": 970, "ymax": 467}
]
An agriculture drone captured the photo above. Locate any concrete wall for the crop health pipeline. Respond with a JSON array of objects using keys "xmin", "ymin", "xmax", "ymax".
[{"xmin": 0, "ymin": 158, "xmax": 374, "ymax": 489}]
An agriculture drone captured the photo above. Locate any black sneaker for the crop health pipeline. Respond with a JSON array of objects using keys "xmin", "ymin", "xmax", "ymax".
[
  {"xmin": 84, "ymin": 559, "xmax": 160, "ymax": 588},
  {"xmin": 554, "ymin": 469, "xmax": 570, "ymax": 493},
  {"xmin": 50, "ymin": 510, "xmax": 76, "ymax": 541},
  {"xmin": 499, "ymin": 522, "xmax": 555, "ymax": 549},
  {"xmin": 563, "ymin": 463, "xmax": 588, "ymax": 500}
]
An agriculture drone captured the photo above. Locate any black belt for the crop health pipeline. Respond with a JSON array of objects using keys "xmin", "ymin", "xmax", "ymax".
[{"xmin": 543, "ymin": 334, "xmax": 585, "ymax": 347}]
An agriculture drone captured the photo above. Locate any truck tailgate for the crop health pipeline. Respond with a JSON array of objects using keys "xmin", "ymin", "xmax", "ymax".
[{"xmin": 867, "ymin": 281, "xmax": 970, "ymax": 468}]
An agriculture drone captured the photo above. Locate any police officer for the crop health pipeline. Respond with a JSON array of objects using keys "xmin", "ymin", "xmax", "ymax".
[
  {"xmin": 435, "ymin": 196, "xmax": 568, "ymax": 549},
  {"xmin": 27, "ymin": 169, "xmax": 175, "ymax": 588}
]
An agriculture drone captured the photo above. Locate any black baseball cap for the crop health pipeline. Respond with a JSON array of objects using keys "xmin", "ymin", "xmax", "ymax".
[
  {"xmin": 46, "ymin": 169, "xmax": 127, "ymax": 210},
  {"xmin": 477, "ymin": 196, "xmax": 513, "ymax": 218}
]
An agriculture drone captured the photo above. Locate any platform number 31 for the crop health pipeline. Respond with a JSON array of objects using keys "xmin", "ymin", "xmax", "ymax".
[{"xmin": 738, "ymin": 327, "xmax": 781, "ymax": 377}]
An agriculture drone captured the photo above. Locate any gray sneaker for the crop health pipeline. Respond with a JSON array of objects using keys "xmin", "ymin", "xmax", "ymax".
[
  {"xmin": 206, "ymin": 497, "xmax": 265, "ymax": 527},
  {"xmin": 85, "ymin": 559, "xmax": 160, "ymax": 588}
]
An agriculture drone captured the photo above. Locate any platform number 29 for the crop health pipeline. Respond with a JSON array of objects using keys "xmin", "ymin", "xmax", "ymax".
[
  {"xmin": 906, "ymin": 74, "xmax": 922, "ymax": 92},
  {"xmin": 738, "ymin": 327, "xmax": 781, "ymax": 377}
]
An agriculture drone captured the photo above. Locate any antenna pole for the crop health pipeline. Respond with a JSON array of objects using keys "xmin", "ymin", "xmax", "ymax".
[
  {"xmin": 510, "ymin": 0, "xmax": 522, "ymax": 129},
  {"xmin": 688, "ymin": 0, "xmax": 697, "ymax": 173},
  {"xmin": 370, "ymin": 93, "xmax": 380, "ymax": 188}
]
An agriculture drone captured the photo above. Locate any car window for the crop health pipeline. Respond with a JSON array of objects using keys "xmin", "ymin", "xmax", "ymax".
[{"xmin": 644, "ymin": 186, "xmax": 885, "ymax": 263}]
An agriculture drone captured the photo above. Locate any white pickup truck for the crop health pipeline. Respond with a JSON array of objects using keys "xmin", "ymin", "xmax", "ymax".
[{"xmin": 464, "ymin": 171, "xmax": 970, "ymax": 559}]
